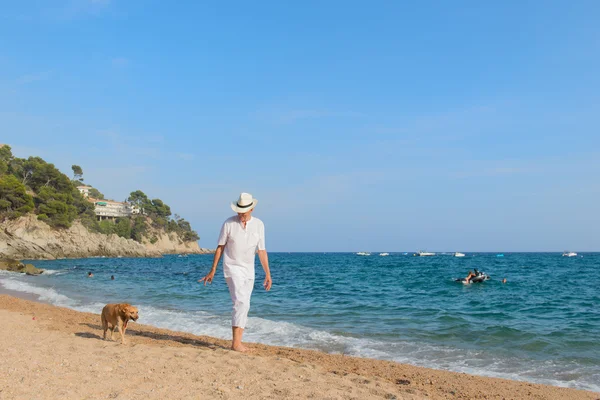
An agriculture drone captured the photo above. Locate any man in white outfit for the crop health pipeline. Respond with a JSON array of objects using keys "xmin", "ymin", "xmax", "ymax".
[{"xmin": 200, "ymin": 192, "xmax": 272, "ymax": 352}]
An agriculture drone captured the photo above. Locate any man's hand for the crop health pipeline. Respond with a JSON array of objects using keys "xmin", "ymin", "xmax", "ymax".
[
  {"xmin": 263, "ymin": 276, "xmax": 272, "ymax": 291},
  {"xmin": 199, "ymin": 270, "xmax": 215, "ymax": 286}
]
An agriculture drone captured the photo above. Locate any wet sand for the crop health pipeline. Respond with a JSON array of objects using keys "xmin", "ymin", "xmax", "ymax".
[{"xmin": 0, "ymin": 294, "xmax": 597, "ymax": 399}]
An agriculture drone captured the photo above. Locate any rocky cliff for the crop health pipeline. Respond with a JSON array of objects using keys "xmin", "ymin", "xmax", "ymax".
[
  {"xmin": 0, "ymin": 214, "xmax": 212, "ymax": 260},
  {"xmin": 141, "ymin": 229, "xmax": 209, "ymax": 256}
]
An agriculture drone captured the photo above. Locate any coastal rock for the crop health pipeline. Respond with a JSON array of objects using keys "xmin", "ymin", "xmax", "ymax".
[
  {"xmin": 141, "ymin": 228, "xmax": 212, "ymax": 256},
  {"xmin": 0, "ymin": 259, "xmax": 44, "ymax": 275},
  {"xmin": 0, "ymin": 259, "xmax": 22, "ymax": 271},
  {"xmin": 0, "ymin": 214, "xmax": 212, "ymax": 260},
  {"xmin": 24, "ymin": 264, "xmax": 43, "ymax": 275}
]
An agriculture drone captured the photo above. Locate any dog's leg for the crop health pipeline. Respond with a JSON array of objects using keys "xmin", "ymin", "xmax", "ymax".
[
  {"xmin": 110, "ymin": 325, "xmax": 116, "ymax": 341},
  {"xmin": 102, "ymin": 314, "xmax": 108, "ymax": 340},
  {"xmin": 117, "ymin": 322, "xmax": 126, "ymax": 345}
]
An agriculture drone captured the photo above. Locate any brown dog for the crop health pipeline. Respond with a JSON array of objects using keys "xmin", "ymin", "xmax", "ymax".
[{"xmin": 101, "ymin": 303, "xmax": 139, "ymax": 344}]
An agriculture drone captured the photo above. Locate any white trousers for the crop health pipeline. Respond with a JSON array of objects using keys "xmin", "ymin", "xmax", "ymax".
[{"xmin": 226, "ymin": 276, "xmax": 254, "ymax": 329}]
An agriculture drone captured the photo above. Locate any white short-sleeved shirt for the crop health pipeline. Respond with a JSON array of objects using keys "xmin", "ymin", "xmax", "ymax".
[{"xmin": 218, "ymin": 216, "xmax": 266, "ymax": 280}]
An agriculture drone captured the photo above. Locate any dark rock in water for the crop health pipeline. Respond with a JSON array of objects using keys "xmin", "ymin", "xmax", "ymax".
[{"xmin": 0, "ymin": 259, "xmax": 44, "ymax": 275}]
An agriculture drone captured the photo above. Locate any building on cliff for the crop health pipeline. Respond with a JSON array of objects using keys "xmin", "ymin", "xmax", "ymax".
[
  {"xmin": 91, "ymin": 199, "xmax": 140, "ymax": 221},
  {"xmin": 77, "ymin": 185, "xmax": 90, "ymax": 197},
  {"xmin": 77, "ymin": 186, "xmax": 140, "ymax": 220}
]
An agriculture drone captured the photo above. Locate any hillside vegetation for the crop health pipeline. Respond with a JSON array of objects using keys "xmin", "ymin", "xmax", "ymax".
[{"xmin": 0, "ymin": 145, "xmax": 199, "ymax": 243}]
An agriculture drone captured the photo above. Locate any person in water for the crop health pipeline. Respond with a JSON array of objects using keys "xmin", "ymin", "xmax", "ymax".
[
  {"xmin": 464, "ymin": 270, "xmax": 477, "ymax": 283},
  {"xmin": 87, "ymin": 272, "xmax": 93, "ymax": 278},
  {"xmin": 111, "ymin": 275, "xmax": 115, "ymax": 280}
]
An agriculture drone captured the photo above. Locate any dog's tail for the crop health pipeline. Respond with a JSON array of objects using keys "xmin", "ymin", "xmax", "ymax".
[{"xmin": 101, "ymin": 308, "xmax": 107, "ymax": 329}]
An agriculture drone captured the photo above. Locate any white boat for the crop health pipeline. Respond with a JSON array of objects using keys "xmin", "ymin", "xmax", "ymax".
[
  {"xmin": 454, "ymin": 252, "xmax": 466, "ymax": 257},
  {"xmin": 562, "ymin": 251, "xmax": 577, "ymax": 257},
  {"xmin": 415, "ymin": 251, "xmax": 435, "ymax": 256},
  {"xmin": 356, "ymin": 252, "xmax": 371, "ymax": 256},
  {"xmin": 379, "ymin": 252, "xmax": 389, "ymax": 256}
]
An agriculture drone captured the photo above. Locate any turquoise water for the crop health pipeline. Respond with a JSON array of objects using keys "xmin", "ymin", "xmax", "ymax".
[{"xmin": 1, "ymin": 252, "xmax": 598, "ymax": 391}]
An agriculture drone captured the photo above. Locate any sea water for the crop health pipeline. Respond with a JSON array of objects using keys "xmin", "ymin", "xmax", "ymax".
[{"xmin": 1, "ymin": 252, "xmax": 598, "ymax": 391}]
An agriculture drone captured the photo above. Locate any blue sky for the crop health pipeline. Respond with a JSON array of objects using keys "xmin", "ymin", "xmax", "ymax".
[{"xmin": 1, "ymin": 1, "xmax": 599, "ymax": 251}]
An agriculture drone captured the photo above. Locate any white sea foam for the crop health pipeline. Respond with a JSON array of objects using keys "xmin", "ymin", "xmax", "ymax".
[
  {"xmin": 40, "ymin": 269, "xmax": 68, "ymax": 276},
  {"xmin": 1, "ymin": 274, "xmax": 598, "ymax": 393},
  {"xmin": 0, "ymin": 277, "xmax": 77, "ymax": 308}
]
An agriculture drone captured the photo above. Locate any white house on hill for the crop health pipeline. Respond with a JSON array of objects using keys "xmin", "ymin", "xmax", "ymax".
[
  {"xmin": 93, "ymin": 199, "xmax": 140, "ymax": 220},
  {"xmin": 79, "ymin": 186, "xmax": 140, "ymax": 220},
  {"xmin": 77, "ymin": 186, "xmax": 90, "ymax": 197}
]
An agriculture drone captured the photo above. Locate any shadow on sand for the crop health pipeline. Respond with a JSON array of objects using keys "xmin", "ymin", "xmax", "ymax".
[
  {"xmin": 79, "ymin": 323, "xmax": 223, "ymax": 350},
  {"xmin": 74, "ymin": 331, "xmax": 103, "ymax": 340}
]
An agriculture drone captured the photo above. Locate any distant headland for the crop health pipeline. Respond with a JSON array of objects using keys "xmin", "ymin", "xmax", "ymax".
[{"xmin": 0, "ymin": 144, "xmax": 212, "ymax": 259}]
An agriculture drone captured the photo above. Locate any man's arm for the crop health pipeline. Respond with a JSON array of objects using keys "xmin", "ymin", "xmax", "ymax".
[
  {"xmin": 258, "ymin": 249, "xmax": 272, "ymax": 291},
  {"xmin": 199, "ymin": 245, "xmax": 225, "ymax": 285}
]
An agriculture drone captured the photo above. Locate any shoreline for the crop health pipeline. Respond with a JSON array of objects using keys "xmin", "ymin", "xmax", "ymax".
[
  {"xmin": 14, "ymin": 249, "xmax": 215, "ymax": 261},
  {"xmin": 20, "ymin": 250, "xmax": 215, "ymax": 261},
  {"xmin": 0, "ymin": 293, "xmax": 597, "ymax": 399}
]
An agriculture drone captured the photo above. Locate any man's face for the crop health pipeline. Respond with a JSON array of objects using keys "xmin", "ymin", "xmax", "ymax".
[{"xmin": 238, "ymin": 209, "xmax": 253, "ymax": 223}]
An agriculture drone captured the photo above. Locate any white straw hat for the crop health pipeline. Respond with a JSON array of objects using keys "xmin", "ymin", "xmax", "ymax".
[{"xmin": 231, "ymin": 192, "xmax": 258, "ymax": 213}]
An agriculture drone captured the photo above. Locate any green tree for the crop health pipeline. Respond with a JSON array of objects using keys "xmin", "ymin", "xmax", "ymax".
[
  {"xmin": 131, "ymin": 216, "xmax": 147, "ymax": 242},
  {"xmin": 114, "ymin": 218, "xmax": 132, "ymax": 238},
  {"xmin": 10, "ymin": 157, "xmax": 36, "ymax": 186},
  {"xmin": 151, "ymin": 198, "xmax": 171, "ymax": 218},
  {"xmin": 0, "ymin": 145, "xmax": 12, "ymax": 163},
  {"xmin": 177, "ymin": 218, "xmax": 199, "ymax": 241},
  {"xmin": 0, "ymin": 145, "xmax": 13, "ymax": 176},
  {"xmin": 128, "ymin": 190, "xmax": 149, "ymax": 207},
  {"xmin": 36, "ymin": 185, "xmax": 76, "ymax": 226},
  {"xmin": 184, "ymin": 231, "xmax": 200, "ymax": 242},
  {"xmin": 98, "ymin": 220, "xmax": 115, "ymax": 235},
  {"xmin": 72, "ymin": 188, "xmax": 99, "ymax": 231},
  {"xmin": 88, "ymin": 188, "xmax": 104, "ymax": 199},
  {"xmin": 165, "ymin": 214, "xmax": 199, "ymax": 242},
  {"xmin": 0, "ymin": 175, "xmax": 34, "ymax": 219},
  {"xmin": 36, "ymin": 186, "xmax": 77, "ymax": 228},
  {"xmin": 71, "ymin": 165, "xmax": 83, "ymax": 181},
  {"xmin": 11, "ymin": 157, "xmax": 71, "ymax": 194},
  {"xmin": 5, "ymin": 155, "xmax": 79, "ymax": 227}
]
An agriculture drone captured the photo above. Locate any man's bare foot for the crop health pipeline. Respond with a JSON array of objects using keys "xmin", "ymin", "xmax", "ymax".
[{"xmin": 231, "ymin": 344, "xmax": 250, "ymax": 352}]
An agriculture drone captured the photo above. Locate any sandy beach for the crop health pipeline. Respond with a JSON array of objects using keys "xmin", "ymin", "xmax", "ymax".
[{"xmin": 0, "ymin": 294, "xmax": 597, "ymax": 399}]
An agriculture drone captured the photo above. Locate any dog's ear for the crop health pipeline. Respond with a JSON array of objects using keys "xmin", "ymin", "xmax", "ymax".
[{"xmin": 118, "ymin": 303, "xmax": 129, "ymax": 316}]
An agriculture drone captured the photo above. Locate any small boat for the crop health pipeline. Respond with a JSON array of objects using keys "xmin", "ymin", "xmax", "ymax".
[
  {"xmin": 379, "ymin": 252, "xmax": 389, "ymax": 256},
  {"xmin": 562, "ymin": 251, "xmax": 577, "ymax": 257},
  {"xmin": 415, "ymin": 251, "xmax": 436, "ymax": 256},
  {"xmin": 356, "ymin": 252, "xmax": 371, "ymax": 256},
  {"xmin": 455, "ymin": 269, "xmax": 490, "ymax": 284},
  {"xmin": 496, "ymin": 254, "xmax": 504, "ymax": 257},
  {"xmin": 454, "ymin": 252, "xmax": 466, "ymax": 257},
  {"xmin": 403, "ymin": 252, "xmax": 408, "ymax": 255}
]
